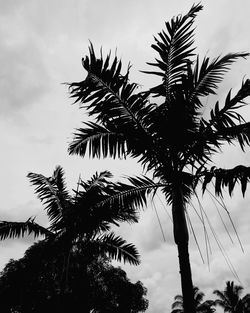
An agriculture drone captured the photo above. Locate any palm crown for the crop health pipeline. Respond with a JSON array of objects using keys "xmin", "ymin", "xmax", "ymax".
[
  {"xmin": 172, "ymin": 286, "xmax": 215, "ymax": 313},
  {"xmin": 68, "ymin": 3, "xmax": 250, "ymax": 202},
  {"xmin": 67, "ymin": 3, "xmax": 250, "ymax": 312},
  {"xmin": 213, "ymin": 281, "xmax": 250, "ymax": 313},
  {"xmin": 0, "ymin": 166, "xmax": 155, "ymax": 265}
]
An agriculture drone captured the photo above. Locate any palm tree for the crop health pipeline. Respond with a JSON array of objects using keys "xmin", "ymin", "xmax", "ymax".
[
  {"xmin": 213, "ymin": 281, "xmax": 250, "ymax": 313},
  {"xmin": 67, "ymin": 3, "xmax": 250, "ymax": 312},
  {"xmin": 0, "ymin": 166, "xmax": 152, "ymax": 267},
  {"xmin": 171, "ymin": 286, "xmax": 215, "ymax": 313}
]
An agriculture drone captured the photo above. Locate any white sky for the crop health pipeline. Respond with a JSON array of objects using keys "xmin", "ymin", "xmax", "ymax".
[{"xmin": 1, "ymin": 0, "xmax": 250, "ymax": 312}]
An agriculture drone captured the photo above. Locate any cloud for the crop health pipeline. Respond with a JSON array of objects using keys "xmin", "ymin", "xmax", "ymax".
[{"xmin": 0, "ymin": 10, "xmax": 51, "ymax": 116}]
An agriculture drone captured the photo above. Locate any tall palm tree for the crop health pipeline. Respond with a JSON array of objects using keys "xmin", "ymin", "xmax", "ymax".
[
  {"xmin": 213, "ymin": 281, "xmax": 250, "ymax": 313},
  {"xmin": 67, "ymin": 3, "xmax": 250, "ymax": 312},
  {"xmin": 0, "ymin": 166, "xmax": 152, "ymax": 266},
  {"xmin": 171, "ymin": 286, "xmax": 215, "ymax": 313}
]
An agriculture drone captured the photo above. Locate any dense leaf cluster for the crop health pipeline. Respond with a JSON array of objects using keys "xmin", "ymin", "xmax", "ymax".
[
  {"xmin": 0, "ymin": 167, "xmax": 157, "ymax": 265},
  {"xmin": 68, "ymin": 3, "xmax": 250, "ymax": 202},
  {"xmin": 171, "ymin": 282, "xmax": 250, "ymax": 313},
  {"xmin": 0, "ymin": 241, "xmax": 148, "ymax": 313}
]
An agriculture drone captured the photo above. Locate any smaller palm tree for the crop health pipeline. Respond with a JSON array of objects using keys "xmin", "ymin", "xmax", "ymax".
[
  {"xmin": 171, "ymin": 286, "xmax": 215, "ymax": 313},
  {"xmin": 0, "ymin": 166, "xmax": 153, "ymax": 265},
  {"xmin": 213, "ymin": 281, "xmax": 250, "ymax": 313}
]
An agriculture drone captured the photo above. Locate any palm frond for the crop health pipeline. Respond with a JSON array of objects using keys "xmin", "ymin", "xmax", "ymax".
[
  {"xmin": 202, "ymin": 79, "xmax": 250, "ymax": 150},
  {"xmin": 0, "ymin": 218, "xmax": 52, "ymax": 240},
  {"xmin": 95, "ymin": 232, "xmax": 140, "ymax": 265},
  {"xmin": 190, "ymin": 53, "xmax": 249, "ymax": 101},
  {"xmin": 216, "ymin": 122, "xmax": 250, "ymax": 151},
  {"xmin": 68, "ymin": 43, "xmax": 153, "ymax": 138},
  {"xmin": 184, "ymin": 80, "xmax": 250, "ymax": 169},
  {"xmin": 72, "ymin": 174, "xmax": 150, "ymax": 234},
  {"xmin": 83, "ymin": 170, "xmax": 113, "ymax": 191},
  {"xmin": 95, "ymin": 175, "xmax": 163, "ymax": 219},
  {"xmin": 201, "ymin": 165, "xmax": 250, "ymax": 196},
  {"xmin": 213, "ymin": 281, "xmax": 244, "ymax": 310},
  {"xmin": 209, "ymin": 79, "xmax": 250, "ymax": 123},
  {"xmin": 143, "ymin": 3, "xmax": 203, "ymax": 100},
  {"xmin": 27, "ymin": 166, "xmax": 71, "ymax": 226},
  {"xmin": 69, "ymin": 121, "xmax": 127, "ymax": 159}
]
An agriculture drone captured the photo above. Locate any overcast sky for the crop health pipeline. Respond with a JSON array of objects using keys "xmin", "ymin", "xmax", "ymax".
[{"xmin": 1, "ymin": 0, "xmax": 250, "ymax": 312}]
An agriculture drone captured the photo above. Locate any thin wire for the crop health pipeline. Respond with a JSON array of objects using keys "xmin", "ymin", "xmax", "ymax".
[
  {"xmin": 218, "ymin": 194, "xmax": 244, "ymax": 253},
  {"xmin": 194, "ymin": 193, "xmax": 210, "ymax": 269},
  {"xmin": 74, "ymin": 174, "xmax": 81, "ymax": 203},
  {"xmin": 156, "ymin": 192, "xmax": 173, "ymax": 223},
  {"xmin": 193, "ymin": 196, "xmax": 242, "ymax": 284},
  {"xmin": 190, "ymin": 202, "xmax": 212, "ymax": 256},
  {"xmin": 208, "ymin": 190, "xmax": 234, "ymax": 244},
  {"xmin": 151, "ymin": 198, "xmax": 166, "ymax": 242},
  {"xmin": 208, "ymin": 186, "xmax": 244, "ymax": 253},
  {"xmin": 186, "ymin": 209, "xmax": 205, "ymax": 264}
]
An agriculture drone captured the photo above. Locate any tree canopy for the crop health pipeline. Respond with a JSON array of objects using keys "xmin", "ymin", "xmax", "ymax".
[
  {"xmin": 213, "ymin": 281, "xmax": 250, "ymax": 313},
  {"xmin": 0, "ymin": 166, "xmax": 152, "ymax": 312},
  {"xmin": 0, "ymin": 241, "xmax": 148, "ymax": 313}
]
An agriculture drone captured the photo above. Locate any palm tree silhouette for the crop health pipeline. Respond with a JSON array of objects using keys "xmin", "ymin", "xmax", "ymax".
[
  {"xmin": 171, "ymin": 286, "xmax": 215, "ymax": 313},
  {"xmin": 67, "ymin": 3, "xmax": 250, "ymax": 312},
  {"xmin": 213, "ymin": 281, "xmax": 250, "ymax": 313},
  {"xmin": 0, "ymin": 166, "xmax": 149, "ymax": 266}
]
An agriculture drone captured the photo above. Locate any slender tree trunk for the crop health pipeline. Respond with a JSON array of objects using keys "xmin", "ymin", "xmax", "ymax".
[{"xmin": 172, "ymin": 187, "xmax": 195, "ymax": 313}]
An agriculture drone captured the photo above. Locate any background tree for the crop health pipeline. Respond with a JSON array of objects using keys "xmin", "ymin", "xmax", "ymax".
[
  {"xmin": 213, "ymin": 281, "xmax": 250, "ymax": 313},
  {"xmin": 0, "ymin": 166, "xmax": 148, "ymax": 265},
  {"xmin": 0, "ymin": 240, "xmax": 148, "ymax": 313},
  {"xmin": 67, "ymin": 3, "xmax": 250, "ymax": 312},
  {"xmin": 0, "ymin": 165, "xmax": 156, "ymax": 309},
  {"xmin": 171, "ymin": 286, "xmax": 215, "ymax": 313}
]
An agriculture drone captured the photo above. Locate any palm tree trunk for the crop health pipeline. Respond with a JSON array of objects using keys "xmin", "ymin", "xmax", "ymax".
[{"xmin": 172, "ymin": 187, "xmax": 195, "ymax": 313}]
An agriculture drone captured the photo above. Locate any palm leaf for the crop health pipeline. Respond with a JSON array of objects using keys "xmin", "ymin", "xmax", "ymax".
[
  {"xmin": 143, "ymin": 3, "xmax": 203, "ymax": 100},
  {"xmin": 27, "ymin": 166, "xmax": 71, "ymax": 226},
  {"xmin": 72, "ymin": 174, "xmax": 153, "ymax": 235},
  {"xmin": 95, "ymin": 175, "xmax": 163, "ymax": 217},
  {"xmin": 68, "ymin": 43, "xmax": 151, "ymax": 136},
  {"xmin": 202, "ymin": 165, "xmax": 250, "ymax": 196},
  {"xmin": 95, "ymin": 232, "xmax": 140, "ymax": 265},
  {"xmin": 206, "ymin": 79, "xmax": 250, "ymax": 128},
  {"xmin": 189, "ymin": 53, "xmax": 249, "ymax": 102},
  {"xmin": 184, "ymin": 80, "xmax": 250, "ymax": 168},
  {"xmin": 69, "ymin": 121, "xmax": 127, "ymax": 159},
  {"xmin": 202, "ymin": 79, "xmax": 250, "ymax": 150},
  {"xmin": 83, "ymin": 170, "xmax": 113, "ymax": 191},
  {"xmin": 0, "ymin": 218, "xmax": 52, "ymax": 240},
  {"xmin": 216, "ymin": 122, "xmax": 250, "ymax": 151},
  {"xmin": 68, "ymin": 45, "xmax": 164, "ymax": 171}
]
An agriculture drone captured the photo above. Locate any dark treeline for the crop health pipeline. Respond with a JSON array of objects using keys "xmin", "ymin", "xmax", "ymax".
[
  {"xmin": 171, "ymin": 282, "xmax": 250, "ymax": 313},
  {"xmin": 0, "ymin": 241, "xmax": 148, "ymax": 312}
]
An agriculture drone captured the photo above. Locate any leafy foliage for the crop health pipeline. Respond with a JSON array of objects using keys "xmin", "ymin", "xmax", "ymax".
[
  {"xmin": 201, "ymin": 165, "xmax": 250, "ymax": 196},
  {"xmin": 0, "ymin": 218, "xmax": 52, "ymax": 240},
  {"xmin": 68, "ymin": 3, "xmax": 250, "ymax": 202},
  {"xmin": 0, "ymin": 241, "xmax": 149, "ymax": 313},
  {"xmin": 0, "ymin": 166, "xmax": 157, "ymax": 265},
  {"xmin": 143, "ymin": 3, "xmax": 203, "ymax": 100},
  {"xmin": 171, "ymin": 286, "xmax": 215, "ymax": 313},
  {"xmin": 213, "ymin": 281, "xmax": 250, "ymax": 313}
]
